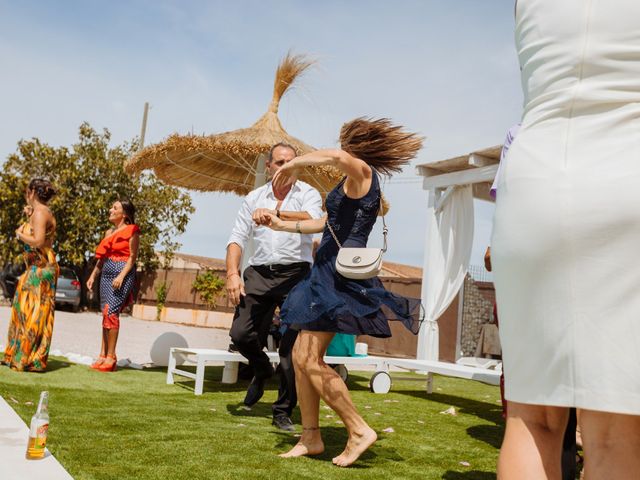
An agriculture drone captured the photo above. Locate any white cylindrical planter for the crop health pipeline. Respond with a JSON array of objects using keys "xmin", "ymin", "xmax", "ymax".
[{"xmin": 221, "ymin": 361, "xmax": 239, "ymax": 384}]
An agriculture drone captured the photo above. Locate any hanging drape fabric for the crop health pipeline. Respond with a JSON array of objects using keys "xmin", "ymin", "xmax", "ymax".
[{"xmin": 420, "ymin": 185, "xmax": 474, "ymax": 360}]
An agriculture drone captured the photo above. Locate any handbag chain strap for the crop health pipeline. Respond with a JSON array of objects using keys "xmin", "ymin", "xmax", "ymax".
[
  {"xmin": 326, "ymin": 221, "xmax": 343, "ymax": 249},
  {"xmin": 326, "ymin": 202, "xmax": 388, "ymax": 253}
]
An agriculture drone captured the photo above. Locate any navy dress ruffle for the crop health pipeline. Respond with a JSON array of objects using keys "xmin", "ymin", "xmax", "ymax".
[{"xmin": 280, "ymin": 171, "xmax": 422, "ymax": 338}]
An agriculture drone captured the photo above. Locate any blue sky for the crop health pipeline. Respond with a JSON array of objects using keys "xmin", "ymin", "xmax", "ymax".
[{"xmin": 0, "ymin": 0, "xmax": 522, "ymax": 269}]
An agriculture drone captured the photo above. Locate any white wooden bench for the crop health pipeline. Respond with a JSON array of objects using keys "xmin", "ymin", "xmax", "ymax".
[
  {"xmin": 166, "ymin": 348, "xmax": 502, "ymax": 396},
  {"xmin": 456, "ymin": 356, "xmax": 502, "ymax": 370},
  {"xmin": 383, "ymin": 357, "xmax": 501, "ymax": 393},
  {"xmin": 166, "ymin": 348, "xmax": 391, "ymax": 395}
]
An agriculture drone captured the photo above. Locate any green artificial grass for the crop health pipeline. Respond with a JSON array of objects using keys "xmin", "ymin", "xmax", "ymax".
[{"xmin": 0, "ymin": 358, "xmax": 503, "ymax": 479}]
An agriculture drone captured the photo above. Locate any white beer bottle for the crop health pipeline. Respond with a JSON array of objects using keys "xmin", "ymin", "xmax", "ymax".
[{"xmin": 25, "ymin": 391, "xmax": 49, "ymax": 460}]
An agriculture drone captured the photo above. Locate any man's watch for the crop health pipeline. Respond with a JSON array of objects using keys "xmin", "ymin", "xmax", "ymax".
[{"xmin": 276, "ymin": 209, "xmax": 281, "ymax": 219}]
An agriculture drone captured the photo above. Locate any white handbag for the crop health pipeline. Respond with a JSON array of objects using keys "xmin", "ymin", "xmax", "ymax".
[{"xmin": 327, "ymin": 211, "xmax": 388, "ymax": 280}]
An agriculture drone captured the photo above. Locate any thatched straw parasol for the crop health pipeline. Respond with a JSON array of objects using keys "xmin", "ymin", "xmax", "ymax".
[{"xmin": 124, "ymin": 53, "xmax": 342, "ymax": 197}]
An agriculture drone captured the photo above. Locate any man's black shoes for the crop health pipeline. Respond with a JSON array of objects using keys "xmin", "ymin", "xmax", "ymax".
[
  {"xmin": 272, "ymin": 415, "xmax": 295, "ymax": 432},
  {"xmin": 243, "ymin": 376, "xmax": 266, "ymax": 406},
  {"xmin": 242, "ymin": 364, "xmax": 275, "ymax": 407}
]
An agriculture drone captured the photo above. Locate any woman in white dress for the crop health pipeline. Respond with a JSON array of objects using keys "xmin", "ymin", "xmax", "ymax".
[{"xmin": 492, "ymin": 1, "xmax": 640, "ymax": 478}]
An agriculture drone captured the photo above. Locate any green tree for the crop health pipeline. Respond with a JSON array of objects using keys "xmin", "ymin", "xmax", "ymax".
[
  {"xmin": 0, "ymin": 122, "xmax": 194, "ymax": 273},
  {"xmin": 192, "ymin": 270, "xmax": 226, "ymax": 310}
]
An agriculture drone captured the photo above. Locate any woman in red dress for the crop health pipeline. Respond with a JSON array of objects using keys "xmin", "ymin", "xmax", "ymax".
[{"xmin": 87, "ymin": 199, "xmax": 140, "ymax": 372}]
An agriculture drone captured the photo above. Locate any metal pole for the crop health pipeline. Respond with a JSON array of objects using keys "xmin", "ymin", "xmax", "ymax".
[
  {"xmin": 253, "ymin": 153, "xmax": 268, "ymax": 189},
  {"xmin": 242, "ymin": 153, "xmax": 269, "ymax": 272},
  {"xmin": 139, "ymin": 102, "xmax": 149, "ymax": 150}
]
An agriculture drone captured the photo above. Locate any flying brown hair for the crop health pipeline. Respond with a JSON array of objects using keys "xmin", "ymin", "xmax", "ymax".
[{"xmin": 339, "ymin": 117, "xmax": 424, "ymax": 176}]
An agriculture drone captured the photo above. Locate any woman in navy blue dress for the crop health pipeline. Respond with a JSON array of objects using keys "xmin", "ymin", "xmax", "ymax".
[{"xmin": 264, "ymin": 118, "xmax": 423, "ymax": 467}]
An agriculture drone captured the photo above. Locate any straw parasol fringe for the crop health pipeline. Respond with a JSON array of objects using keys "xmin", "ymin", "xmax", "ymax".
[
  {"xmin": 267, "ymin": 51, "xmax": 315, "ymax": 115},
  {"xmin": 125, "ymin": 53, "xmax": 342, "ymax": 197}
]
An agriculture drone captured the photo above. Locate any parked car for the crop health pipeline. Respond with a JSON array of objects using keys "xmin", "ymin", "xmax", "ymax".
[
  {"xmin": 0, "ymin": 263, "xmax": 25, "ymax": 301},
  {"xmin": 55, "ymin": 267, "xmax": 82, "ymax": 312},
  {"xmin": 1, "ymin": 263, "xmax": 82, "ymax": 312}
]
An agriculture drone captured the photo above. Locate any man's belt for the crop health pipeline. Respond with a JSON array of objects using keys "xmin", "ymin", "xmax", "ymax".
[{"xmin": 253, "ymin": 262, "xmax": 310, "ymax": 273}]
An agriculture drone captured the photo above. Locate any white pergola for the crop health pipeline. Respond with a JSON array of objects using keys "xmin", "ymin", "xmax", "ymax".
[{"xmin": 415, "ymin": 145, "xmax": 501, "ymax": 361}]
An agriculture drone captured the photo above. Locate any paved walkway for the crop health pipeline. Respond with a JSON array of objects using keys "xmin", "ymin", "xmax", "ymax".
[
  {"xmin": 0, "ymin": 396, "xmax": 74, "ymax": 479},
  {"xmin": 0, "ymin": 306, "xmax": 231, "ymax": 365}
]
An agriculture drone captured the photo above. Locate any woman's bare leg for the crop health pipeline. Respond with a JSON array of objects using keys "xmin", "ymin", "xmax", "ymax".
[
  {"xmin": 279, "ymin": 340, "xmax": 324, "ymax": 458},
  {"xmin": 91, "ymin": 328, "xmax": 108, "ymax": 367},
  {"xmin": 575, "ymin": 409, "xmax": 583, "ymax": 448},
  {"xmin": 579, "ymin": 409, "xmax": 640, "ymax": 480},
  {"xmin": 105, "ymin": 328, "xmax": 119, "ymax": 357},
  {"xmin": 498, "ymin": 401, "xmax": 569, "ymax": 479},
  {"xmin": 287, "ymin": 331, "xmax": 376, "ymax": 467},
  {"xmin": 100, "ymin": 327, "xmax": 108, "ymax": 357}
]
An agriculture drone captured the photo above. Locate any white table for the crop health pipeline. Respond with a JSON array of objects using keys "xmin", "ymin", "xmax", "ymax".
[{"xmin": 0, "ymin": 396, "xmax": 74, "ymax": 479}]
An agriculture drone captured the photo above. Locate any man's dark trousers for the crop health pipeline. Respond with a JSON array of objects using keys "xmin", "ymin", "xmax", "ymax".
[
  {"xmin": 229, "ymin": 262, "xmax": 309, "ymax": 417},
  {"xmin": 561, "ymin": 408, "xmax": 578, "ymax": 480}
]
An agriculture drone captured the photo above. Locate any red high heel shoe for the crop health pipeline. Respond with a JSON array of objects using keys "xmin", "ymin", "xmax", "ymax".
[
  {"xmin": 90, "ymin": 356, "xmax": 106, "ymax": 369},
  {"xmin": 97, "ymin": 355, "xmax": 117, "ymax": 372}
]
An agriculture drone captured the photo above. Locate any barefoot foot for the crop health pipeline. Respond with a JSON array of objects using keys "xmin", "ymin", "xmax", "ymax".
[
  {"xmin": 279, "ymin": 434, "xmax": 324, "ymax": 458},
  {"xmin": 332, "ymin": 427, "xmax": 377, "ymax": 467}
]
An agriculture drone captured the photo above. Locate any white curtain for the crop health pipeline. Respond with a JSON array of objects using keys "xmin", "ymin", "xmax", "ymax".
[{"xmin": 418, "ymin": 185, "xmax": 474, "ymax": 361}]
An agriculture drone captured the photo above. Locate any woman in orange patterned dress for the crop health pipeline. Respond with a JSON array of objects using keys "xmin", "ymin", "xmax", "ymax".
[{"xmin": 2, "ymin": 179, "xmax": 58, "ymax": 372}]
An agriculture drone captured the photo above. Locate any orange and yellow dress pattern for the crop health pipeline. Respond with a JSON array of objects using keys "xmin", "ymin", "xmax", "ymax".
[{"xmin": 3, "ymin": 223, "xmax": 59, "ymax": 372}]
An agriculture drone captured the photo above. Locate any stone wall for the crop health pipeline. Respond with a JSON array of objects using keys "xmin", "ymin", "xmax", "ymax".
[{"xmin": 460, "ymin": 275, "xmax": 496, "ymax": 357}]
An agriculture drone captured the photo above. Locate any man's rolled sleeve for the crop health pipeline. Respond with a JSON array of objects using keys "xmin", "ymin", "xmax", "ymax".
[
  {"xmin": 302, "ymin": 187, "xmax": 324, "ymax": 219},
  {"xmin": 226, "ymin": 197, "xmax": 253, "ymax": 251}
]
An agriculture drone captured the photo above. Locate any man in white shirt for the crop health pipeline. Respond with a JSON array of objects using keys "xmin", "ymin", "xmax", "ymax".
[{"xmin": 226, "ymin": 142, "xmax": 323, "ymax": 431}]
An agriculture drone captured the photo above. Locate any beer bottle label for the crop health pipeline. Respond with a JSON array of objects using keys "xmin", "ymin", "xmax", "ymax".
[
  {"xmin": 29, "ymin": 420, "xmax": 49, "ymax": 442},
  {"xmin": 36, "ymin": 424, "xmax": 49, "ymax": 439}
]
